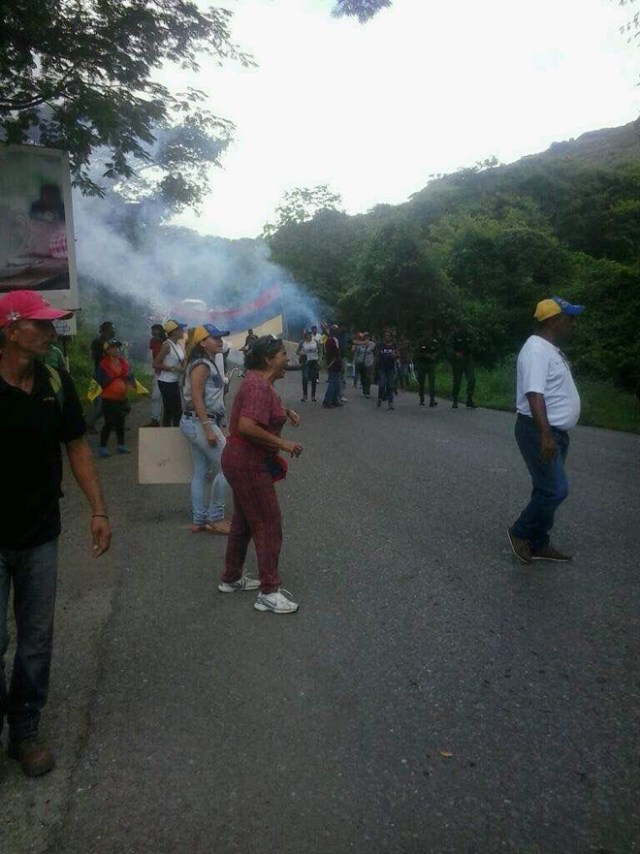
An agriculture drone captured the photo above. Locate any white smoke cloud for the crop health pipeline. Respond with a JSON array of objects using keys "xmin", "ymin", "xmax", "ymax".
[{"xmin": 72, "ymin": 189, "xmax": 322, "ymax": 335}]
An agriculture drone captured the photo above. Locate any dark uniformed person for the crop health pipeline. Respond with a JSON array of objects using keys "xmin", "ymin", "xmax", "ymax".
[
  {"xmin": 414, "ymin": 329, "xmax": 440, "ymax": 407},
  {"xmin": 449, "ymin": 322, "xmax": 478, "ymax": 409}
]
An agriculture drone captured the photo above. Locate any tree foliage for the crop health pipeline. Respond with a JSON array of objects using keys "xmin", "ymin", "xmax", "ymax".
[
  {"xmin": 0, "ymin": 0, "xmax": 252, "ymax": 205},
  {"xmin": 262, "ymin": 185, "xmax": 344, "ymax": 238}
]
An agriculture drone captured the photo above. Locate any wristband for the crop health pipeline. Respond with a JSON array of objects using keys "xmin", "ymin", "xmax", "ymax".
[{"xmin": 92, "ymin": 514, "xmax": 109, "ymax": 519}]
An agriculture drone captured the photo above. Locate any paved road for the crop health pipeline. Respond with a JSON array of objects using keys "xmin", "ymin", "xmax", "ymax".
[{"xmin": 2, "ymin": 373, "xmax": 639, "ymax": 854}]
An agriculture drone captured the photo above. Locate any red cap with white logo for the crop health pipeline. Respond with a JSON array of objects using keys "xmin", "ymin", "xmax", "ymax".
[{"xmin": 0, "ymin": 290, "xmax": 73, "ymax": 329}]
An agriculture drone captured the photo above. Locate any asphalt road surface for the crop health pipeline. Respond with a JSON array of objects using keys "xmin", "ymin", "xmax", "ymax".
[{"xmin": 2, "ymin": 372, "xmax": 639, "ymax": 854}]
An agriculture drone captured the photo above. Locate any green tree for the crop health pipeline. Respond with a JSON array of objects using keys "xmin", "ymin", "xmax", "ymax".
[
  {"xmin": 0, "ymin": 0, "xmax": 252, "ymax": 204},
  {"xmin": 262, "ymin": 185, "xmax": 344, "ymax": 237}
]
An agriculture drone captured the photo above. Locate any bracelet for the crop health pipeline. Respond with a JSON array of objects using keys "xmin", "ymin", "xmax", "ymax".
[{"xmin": 92, "ymin": 514, "xmax": 109, "ymax": 519}]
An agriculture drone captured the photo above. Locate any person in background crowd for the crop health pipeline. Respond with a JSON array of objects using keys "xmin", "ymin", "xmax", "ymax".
[
  {"xmin": 397, "ymin": 334, "xmax": 412, "ymax": 390},
  {"xmin": 180, "ymin": 325, "xmax": 231, "ymax": 535},
  {"xmin": 353, "ymin": 332, "xmax": 375, "ymax": 398},
  {"xmin": 218, "ymin": 335, "xmax": 303, "ymax": 614},
  {"xmin": 147, "ymin": 323, "xmax": 165, "ymax": 427},
  {"xmin": 86, "ymin": 321, "xmax": 115, "ymax": 433},
  {"xmin": 450, "ymin": 321, "xmax": 478, "ymax": 409},
  {"xmin": 322, "ymin": 324, "xmax": 344, "ymax": 408},
  {"xmin": 296, "ymin": 329, "xmax": 320, "ymax": 402},
  {"xmin": 414, "ymin": 325, "xmax": 440, "ymax": 407},
  {"xmin": 351, "ymin": 332, "xmax": 363, "ymax": 388},
  {"xmin": 242, "ymin": 328, "xmax": 258, "ymax": 355},
  {"xmin": 338, "ymin": 323, "xmax": 350, "ymax": 400},
  {"xmin": 311, "ymin": 325, "xmax": 323, "ymax": 367},
  {"xmin": 375, "ymin": 329, "xmax": 398, "ymax": 410},
  {"xmin": 96, "ymin": 339, "xmax": 135, "ymax": 457},
  {"xmin": 390, "ymin": 326, "xmax": 400, "ymax": 395},
  {"xmin": 0, "ymin": 290, "xmax": 111, "ymax": 777},
  {"xmin": 154, "ymin": 320, "xmax": 186, "ymax": 426},
  {"xmin": 507, "ymin": 297, "xmax": 584, "ymax": 565}
]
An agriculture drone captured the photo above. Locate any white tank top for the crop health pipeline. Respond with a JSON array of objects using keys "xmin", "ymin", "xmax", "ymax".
[{"xmin": 158, "ymin": 340, "xmax": 184, "ymax": 383}]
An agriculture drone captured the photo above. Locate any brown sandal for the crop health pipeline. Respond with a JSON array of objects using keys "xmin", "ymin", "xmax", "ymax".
[{"xmin": 204, "ymin": 520, "xmax": 231, "ymax": 535}]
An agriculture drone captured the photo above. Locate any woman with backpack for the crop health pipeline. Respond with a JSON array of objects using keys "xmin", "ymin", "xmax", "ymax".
[{"xmin": 180, "ymin": 324, "xmax": 231, "ymax": 535}]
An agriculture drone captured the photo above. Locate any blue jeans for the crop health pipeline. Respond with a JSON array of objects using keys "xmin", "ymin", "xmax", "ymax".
[
  {"xmin": 180, "ymin": 416, "xmax": 229, "ymax": 524},
  {"xmin": 378, "ymin": 367, "xmax": 396, "ymax": 406},
  {"xmin": 0, "ymin": 539, "xmax": 58, "ymax": 741},
  {"xmin": 511, "ymin": 415, "xmax": 570, "ymax": 550},
  {"xmin": 323, "ymin": 372, "xmax": 342, "ymax": 406}
]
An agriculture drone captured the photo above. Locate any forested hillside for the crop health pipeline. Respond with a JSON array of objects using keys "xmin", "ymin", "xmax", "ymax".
[{"xmin": 268, "ymin": 120, "xmax": 640, "ymax": 390}]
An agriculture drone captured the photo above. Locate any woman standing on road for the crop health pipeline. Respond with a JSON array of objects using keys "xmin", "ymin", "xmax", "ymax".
[
  {"xmin": 296, "ymin": 329, "xmax": 320, "ymax": 402},
  {"xmin": 96, "ymin": 339, "xmax": 135, "ymax": 457},
  {"xmin": 180, "ymin": 324, "xmax": 231, "ymax": 535},
  {"xmin": 154, "ymin": 319, "xmax": 186, "ymax": 426},
  {"xmin": 218, "ymin": 335, "xmax": 303, "ymax": 614}
]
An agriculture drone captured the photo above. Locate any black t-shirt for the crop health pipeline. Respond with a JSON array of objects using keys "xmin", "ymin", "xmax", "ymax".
[
  {"xmin": 375, "ymin": 341, "xmax": 397, "ymax": 370},
  {"xmin": 0, "ymin": 363, "xmax": 86, "ymax": 549}
]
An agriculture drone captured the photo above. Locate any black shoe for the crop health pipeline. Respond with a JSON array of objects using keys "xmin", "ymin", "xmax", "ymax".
[
  {"xmin": 429, "ymin": 400, "xmax": 438, "ymax": 407},
  {"xmin": 507, "ymin": 529, "xmax": 532, "ymax": 565},
  {"xmin": 8, "ymin": 737, "xmax": 56, "ymax": 777},
  {"xmin": 452, "ymin": 401, "xmax": 458, "ymax": 409},
  {"xmin": 419, "ymin": 400, "xmax": 426, "ymax": 406},
  {"xmin": 466, "ymin": 401, "xmax": 478, "ymax": 409},
  {"xmin": 322, "ymin": 403, "xmax": 332, "ymax": 409}
]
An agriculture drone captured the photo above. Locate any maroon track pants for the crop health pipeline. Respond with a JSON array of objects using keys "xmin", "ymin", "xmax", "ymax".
[{"xmin": 220, "ymin": 444, "xmax": 283, "ymax": 594}]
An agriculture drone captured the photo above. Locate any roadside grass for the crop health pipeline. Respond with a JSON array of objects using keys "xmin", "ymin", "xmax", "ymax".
[{"xmin": 407, "ymin": 359, "xmax": 640, "ymax": 434}]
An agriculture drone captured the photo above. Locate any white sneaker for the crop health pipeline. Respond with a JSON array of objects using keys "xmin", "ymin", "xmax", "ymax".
[
  {"xmin": 218, "ymin": 575, "xmax": 261, "ymax": 593},
  {"xmin": 254, "ymin": 589, "xmax": 299, "ymax": 614}
]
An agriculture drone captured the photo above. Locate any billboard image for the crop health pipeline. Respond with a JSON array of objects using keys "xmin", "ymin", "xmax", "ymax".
[{"xmin": 0, "ymin": 145, "xmax": 79, "ymax": 310}]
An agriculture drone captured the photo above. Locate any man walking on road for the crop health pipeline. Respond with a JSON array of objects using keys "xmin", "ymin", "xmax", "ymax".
[
  {"xmin": 0, "ymin": 291, "xmax": 111, "ymax": 777},
  {"xmin": 508, "ymin": 296, "xmax": 584, "ymax": 565},
  {"xmin": 322, "ymin": 324, "xmax": 344, "ymax": 408}
]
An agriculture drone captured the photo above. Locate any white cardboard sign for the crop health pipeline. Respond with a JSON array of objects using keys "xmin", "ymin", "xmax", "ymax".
[{"xmin": 138, "ymin": 427, "xmax": 193, "ymax": 484}]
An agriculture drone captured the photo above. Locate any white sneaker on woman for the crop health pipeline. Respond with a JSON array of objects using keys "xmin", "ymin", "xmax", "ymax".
[{"xmin": 254, "ymin": 589, "xmax": 299, "ymax": 614}]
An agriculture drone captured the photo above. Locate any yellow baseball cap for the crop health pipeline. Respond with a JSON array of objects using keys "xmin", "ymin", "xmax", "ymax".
[{"xmin": 534, "ymin": 296, "xmax": 584, "ymax": 322}]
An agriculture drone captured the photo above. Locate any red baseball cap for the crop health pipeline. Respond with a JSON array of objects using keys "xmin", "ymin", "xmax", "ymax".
[{"xmin": 0, "ymin": 290, "xmax": 74, "ymax": 329}]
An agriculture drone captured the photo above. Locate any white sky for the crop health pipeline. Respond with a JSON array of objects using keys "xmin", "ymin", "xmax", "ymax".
[{"xmin": 171, "ymin": 0, "xmax": 639, "ymax": 238}]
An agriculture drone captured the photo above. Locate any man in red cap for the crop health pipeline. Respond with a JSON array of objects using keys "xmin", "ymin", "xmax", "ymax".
[
  {"xmin": 507, "ymin": 296, "xmax": 584, "ymax": 565},
  {"xmin": 0, "ymin": 291, "xmax": 111, "ymax": 776}
]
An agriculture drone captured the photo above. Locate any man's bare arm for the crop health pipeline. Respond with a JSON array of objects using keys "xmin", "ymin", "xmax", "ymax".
[{"xmin": 65, "ymin": 438, "xmax": 112, "ymax": 556}]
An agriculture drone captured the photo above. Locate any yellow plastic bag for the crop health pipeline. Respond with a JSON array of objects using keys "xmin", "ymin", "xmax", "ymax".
[{"xmin": 87, "ymin": 379, "xmax": 102, "ymax": 402}]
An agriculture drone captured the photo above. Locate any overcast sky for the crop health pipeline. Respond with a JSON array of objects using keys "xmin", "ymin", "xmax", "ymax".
[{"xmin": 171, "ymin": 0, "xmax": 639, "ymax": 239}]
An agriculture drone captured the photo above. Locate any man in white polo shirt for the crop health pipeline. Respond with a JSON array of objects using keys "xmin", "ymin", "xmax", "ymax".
[{"xmin": 507, "ymin": 296, "xmax": 584, "ymax": 564}]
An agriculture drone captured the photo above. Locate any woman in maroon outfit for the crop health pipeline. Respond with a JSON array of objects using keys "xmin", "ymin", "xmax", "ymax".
[{"xmin": 218, "ymin": 336, "xmax": 303, "ymax": 613}]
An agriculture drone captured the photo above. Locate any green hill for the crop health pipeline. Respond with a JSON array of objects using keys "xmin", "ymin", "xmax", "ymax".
[{"xmin": 268, "ymin": 120, "xmax": 640, "ymax": 392}]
